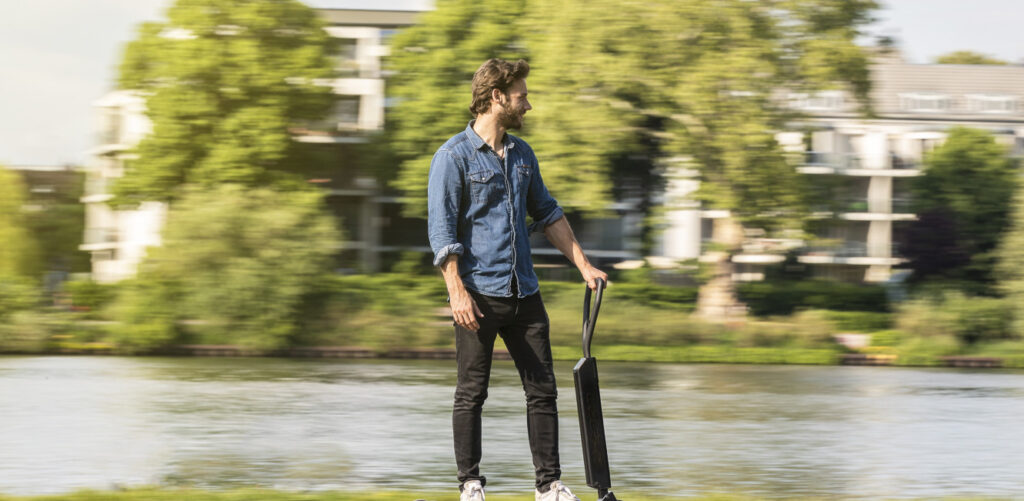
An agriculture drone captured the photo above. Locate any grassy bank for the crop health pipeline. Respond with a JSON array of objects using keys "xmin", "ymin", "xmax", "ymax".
[
  {"xmin": 7, "ymin": 273, "xmax": 1024, "ymax": 368},
  {"xmin": 0, "ymin": 488, "xmax": 1012, "ymax": 501},
  {"xmin": 0, "ymin": 489, "xmax": 758, "ymax": 501}
]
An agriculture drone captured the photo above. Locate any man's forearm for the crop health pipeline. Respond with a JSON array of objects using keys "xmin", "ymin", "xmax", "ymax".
[
  {"xmin": 440, "ymin": 254, "xmax": 468, "ymax": 296},
  {"xmin": 543, "ymin": 215, "xmax": 591, "ymax": 269}
]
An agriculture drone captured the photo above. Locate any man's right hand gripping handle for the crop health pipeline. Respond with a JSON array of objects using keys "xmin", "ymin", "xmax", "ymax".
[{"xmin": 441, "ymin": 255, "xmax": 484, "ymax": 332}]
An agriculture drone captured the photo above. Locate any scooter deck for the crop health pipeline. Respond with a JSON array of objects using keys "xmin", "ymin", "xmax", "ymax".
[{"xmin": 573, "ymin": 356, "xmax": 611, "ymax": 491}]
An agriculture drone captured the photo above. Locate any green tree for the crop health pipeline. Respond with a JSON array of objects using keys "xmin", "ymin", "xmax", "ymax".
[
  {"xmin": 0, "ymin": 167, "xmax": 42, "ymax": 280},
  {"xmin": 936, "ymin": 50, "xmax": 1008, "ymax": 65},
  {"xmin": 908, "ymin": 127, "xmax": 1019, "ymax": 293},
  {"xmin": 0, "ymin": 167, "xmax": 43, "ymax": 349},
  {"xmin": 384, "ymin": 0, "xmax": 878, "ymax": 317},
  {"xmin": 386, "ymin": 0, "xmax": 876, "ymax": 225},
  {"xmin": 997, "ymin": 177, "xmax": 1024, "ymax": 334},
  {"xmin": 111, "ymin": 185, "xmax": 342, "ymax": 351},
  {"xmin": 113, "ymin": 0, "xmax": 338, "ymax": 204},
  {"xmin": 22, "ymin": 171, "xmax": 89, "ymax": 273},
  {"xmin": 386, "ymin": 0, "xmax": 529, "ymax": 216}
]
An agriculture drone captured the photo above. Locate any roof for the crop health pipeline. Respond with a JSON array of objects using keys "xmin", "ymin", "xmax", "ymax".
[{"xmin": 870, "ymin": 62, "xmax": 1024, "ymax": 120}]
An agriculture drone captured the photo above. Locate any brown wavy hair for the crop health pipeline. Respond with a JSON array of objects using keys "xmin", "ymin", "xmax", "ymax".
[{"xmin": 469, "ymin": 58, "xmax": 530, "ymax": 116}]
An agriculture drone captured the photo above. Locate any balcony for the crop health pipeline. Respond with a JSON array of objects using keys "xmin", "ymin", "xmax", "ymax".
[
  {"xmin": 799, "ymin": 242, "xmax": 905, "ymax": 266},
  {"xmin": 797, "ymin": 151, "xmax": 921, "ymax": 177},
  {"xmin": 80, "ymin": 228, "xmax": 119, "ymax": 251},
  {"xmin": 810, "ymin": 197, "xmax": 916, "ymax": 221}
]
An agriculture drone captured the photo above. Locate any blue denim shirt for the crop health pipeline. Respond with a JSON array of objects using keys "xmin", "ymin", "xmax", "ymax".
[{"xmin": 428, "ymin": 121, "xmax": 564, "ymax": 298}]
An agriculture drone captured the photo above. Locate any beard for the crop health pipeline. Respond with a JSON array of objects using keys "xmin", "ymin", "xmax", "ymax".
[{"xmin": 497, "ymin": 102, "xmax": 524, "ymax": 130}]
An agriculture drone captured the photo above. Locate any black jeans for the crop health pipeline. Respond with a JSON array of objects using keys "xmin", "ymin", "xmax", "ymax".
[{"xmin": 453, "ymin": 288, "xmax": 561, "ymax": 490}]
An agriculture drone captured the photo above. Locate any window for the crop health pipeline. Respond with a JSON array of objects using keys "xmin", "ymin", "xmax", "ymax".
[
  {"xmin": 379, "ymin": 29, "xmax": 399, "ymax": 45},
  {"xmin": 899, "ymin": 93, "xmax": 952, "ymax": 112},
  {"xmin": 789, "ymin": 91, "xmax": 846, "ymax": 111},
  {"xmin": 333, "ymin": 96, "xmax": 360, "ymax": 130},
  {"xmin": 101, "ymin": 108, "xmax": 122, "ymax": 145},
  {"xmin": 966, "ymin": 94, "xmax": 1019, "ymax": 113},
  {"xmin": 334, "ymin": 38, "xmax": 359, "ymax": 77}
]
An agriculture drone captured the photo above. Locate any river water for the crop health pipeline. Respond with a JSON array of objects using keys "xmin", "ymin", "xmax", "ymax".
[{"xmin": 2, "ymin": 356, "xmax": 1024, "ymax": 498}]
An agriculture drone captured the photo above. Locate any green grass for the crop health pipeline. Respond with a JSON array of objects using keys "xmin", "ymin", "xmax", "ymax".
[
  {"xmin": 0, "ymin": 488, "xmax": 1013, "ymax": 501},
  {"xmin": 551, "ymin": 344, "xmax": 839, "ymax": 365},
  {"xmin": 0, "ymin": 489, "xmax": 759, "ymax": 501}
]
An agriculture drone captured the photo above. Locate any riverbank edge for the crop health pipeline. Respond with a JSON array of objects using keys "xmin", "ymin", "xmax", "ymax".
[
  {"xmin": 0, "ymin": 488, "xmax": 763, "ymax": 501},
  {"xmin": 0, "ymin": 488, "xmax": 1010, "ymax": 501},
  {"xmin": 2, "ymin": 343, "xmax": 1021, "ymax": 369}
]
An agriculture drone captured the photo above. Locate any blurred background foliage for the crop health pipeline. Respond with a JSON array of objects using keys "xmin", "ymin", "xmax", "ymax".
[
  {"xmin": 386, "ymin": 0, "xmax": 878, "ymax": 240},
  {"xmin": 108, "ymin": 185, "xmax": 342, "ymax": 352},
  {"xmin": 113, "ymin": 0, "xmax": 340, "ymax": 204},
  {"xmin": 902, "ymin": 127, "xmax": 1019, "ymax": 295},
  {"xmin": 2, "ymin": 0, "xmax": 1024, "ymax": 366}
]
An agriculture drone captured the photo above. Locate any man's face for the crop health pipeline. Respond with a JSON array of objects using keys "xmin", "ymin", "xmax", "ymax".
[{"xmin": 496, "ymin": 79, "xmax": 531, "ymax": 130}]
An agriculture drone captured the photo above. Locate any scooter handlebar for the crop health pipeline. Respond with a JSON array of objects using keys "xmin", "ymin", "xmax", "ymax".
[{"xmin": 582, "ymin": 278, "xmax": 606, "ymax": 359}]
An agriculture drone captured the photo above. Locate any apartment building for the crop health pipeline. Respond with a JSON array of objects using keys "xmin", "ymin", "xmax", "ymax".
[
  {"xmin": 80, "ymin": 8, "xmax": 424, "ymax": 281},
  {"xmin": 4, "ymin": 164, "xmax": 85, "ymax": 288},
  {"xmin": 312, "ymin": 6, "xmax": 641, "ymax": 273},
  {"xmin": 86, "ymin": 7, "xmax": 1024, "ymax": 285},
  {"xmin": 79, "ymin": 91, "xmax": 163, "ymax": 283},
  {"xmin": 688, "ymin": 54, "xmax": 1024, "ymax": 283},
  {"xmin": 81, "ymin": 5, "xmax": 643, "ymax": 281}
]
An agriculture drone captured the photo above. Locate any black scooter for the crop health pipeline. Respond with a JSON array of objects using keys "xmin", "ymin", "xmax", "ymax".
[{"xmin": 573, "ymin": 278, "xmax": 620, "ymax": 501}]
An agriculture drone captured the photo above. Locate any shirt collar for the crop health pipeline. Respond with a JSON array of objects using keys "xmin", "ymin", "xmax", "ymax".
[{"xmin": 465, "ymin": 120, "xmax": 515, "ymax": 152}]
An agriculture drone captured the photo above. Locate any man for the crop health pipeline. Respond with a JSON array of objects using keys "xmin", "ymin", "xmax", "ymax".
[{"xmin": 427, "ymin": 58, "xmax": 608, "ymax": 501}]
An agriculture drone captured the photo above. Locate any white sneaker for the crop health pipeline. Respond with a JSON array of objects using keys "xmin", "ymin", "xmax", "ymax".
[
  {"xmin": 535, "ymin": 480, "xmax": 580, "ymax": 501},
  {"xmin": 460, "ymin": 479, "xmax": 485, "ymax": 501}
]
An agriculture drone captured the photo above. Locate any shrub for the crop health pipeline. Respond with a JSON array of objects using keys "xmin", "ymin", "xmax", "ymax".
[
  {"xmin": 820, "ymin": 310, "xmax": 893, "ymax": 332},
  {"xmin": 869, "ymin": 330, "xmax": 905, "ymax": 347},
  {"xmin": 896, "ymin": 291, "xmax": 1015, "ymax": 345},
  {"xmin": 737, "ymin": 280, "xmax": 889, "ymax": 316},
  {"xmin": 64, "ymin": 279, "xmax": 117, "ymax": 313},
  {"xmin": 0, "ymin": 310, "xmax": 64, "ymax": 353},
  {"xmin": 110, "ymin": 186, "xmax": 342, "ymax": 351},
  {"xmin": 948, "ymin": 294, "xmax": 1014, "ymax": 344}
]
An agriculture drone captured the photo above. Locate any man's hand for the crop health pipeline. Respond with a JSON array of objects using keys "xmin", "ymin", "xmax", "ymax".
[
  {"xmin": 581, "ymin": 264, "xmax": 609, "ymax": 291},
  {"xmin": 450, "ymin": 289, "xmax": 484, "ymax": 332}
]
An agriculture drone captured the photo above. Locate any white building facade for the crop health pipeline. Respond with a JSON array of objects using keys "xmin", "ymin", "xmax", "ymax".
[
  {"xmin": 80, "ymin": 91, "xmax": 165, "ymax": 283},
  {"xmin": 659, "ymin": 56, "xmax": 1024, "ymax": 283}
]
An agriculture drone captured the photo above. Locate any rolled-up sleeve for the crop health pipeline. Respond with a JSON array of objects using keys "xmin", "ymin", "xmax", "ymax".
[
  {"xmin": 525, "ymin": 156, "xmax": 564, "ymax": 234},
  {"xmin": 427, "ymin": 149, "xmax": 465, "ymax": 266}
]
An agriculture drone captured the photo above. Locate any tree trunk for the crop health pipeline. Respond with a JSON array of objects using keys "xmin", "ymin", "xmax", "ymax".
[{"xmin": 696, "ymin": 217, "xmax": 747, "ymax": 320}]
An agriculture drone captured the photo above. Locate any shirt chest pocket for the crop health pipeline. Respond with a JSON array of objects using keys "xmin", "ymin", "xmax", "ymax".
[
  {"xmin": 468, "ymin": 169, "xmax": 501, "ymax": 203},
  {"xmin": 516, "ymin": 164, "xmax": 532, "ymax": 183},
  {"xmin": 515, "ymin": 164, "xmax": 532, "ymax": 201}
]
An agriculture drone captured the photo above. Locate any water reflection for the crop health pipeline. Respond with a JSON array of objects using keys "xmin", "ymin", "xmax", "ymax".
[{"xmin": 1, "ymin": 356, "xmax": 1024, "ymax": 498}]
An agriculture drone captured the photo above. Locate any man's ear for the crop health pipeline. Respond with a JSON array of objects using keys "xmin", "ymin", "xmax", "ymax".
[{"xmin": 491, "ymin": 88, "xmax": 505, "ymax": 106}]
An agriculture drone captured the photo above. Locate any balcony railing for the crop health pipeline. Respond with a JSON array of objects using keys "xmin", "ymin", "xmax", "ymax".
[
  {"xmin": 802, "ymin": 151, "xmax": 861, "ymax": 169},
  {"xmin": 891, "ymin": 198, "xmax": 913, "ymax": 213},
  {"xmin": 84, "ymin": 228, "xmax": 118, "ymax": 245},
  {"xmin": 84, "ymin": 178, "xmax": 110, "ymax": 197},
  {"xmin": 803, "ymin": 152, "xmax": 921, "ymax": 171},
  {"xmin": 803, "ymin": 242, "xmax": 900, "ymax": 258},
  {"xmin": 812, "ymin": 198, "xmax": 916, "ymax": 215},
  {"xmin": 887, "ymin": 154, "xmax": 920, "ymax": 170}
]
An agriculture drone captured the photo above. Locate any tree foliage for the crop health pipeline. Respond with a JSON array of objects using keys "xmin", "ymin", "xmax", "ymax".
[
  {"xmin": 997, "ymin": 177, "xmax": 1024, "ymax": 334},
  {"xmin": 0, "ymin": 167, "xmax": 42, "ymax": 339},
  {"xmin": 935, "ymin": 50, "xmax": 1008, "ymax": 65},
  {"xmin": 22, "ymin": 171, "xmax": 89, "ymax": 273},
  {"xmin": 385, "ymin": 0, "xmax": 878, "ymax": 233},
  {"xmin": 110, "ymin": 185, "xmax": 342, "ymax": 351},
  {"xmin": 0, "ymin": 167, "xmax": 42, "ymax": 280},
  {"xmin": 385, "ymin": 0, "xmax": 529, "ymax": 216},
  {"xmin": 114, "ymin": 0, "xmax": 338, "ymax": 204},
  {"xmin": 907, "ymin": 127, "xmax": 1018, "ymax": 292}
]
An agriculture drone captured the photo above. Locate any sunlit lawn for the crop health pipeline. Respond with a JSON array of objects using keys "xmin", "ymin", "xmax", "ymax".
[{"xmin": 0, "ymin": 489, "xmax": 755, "ymax": 501}]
